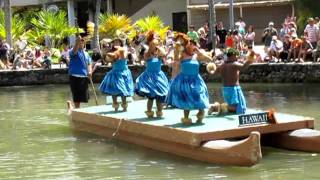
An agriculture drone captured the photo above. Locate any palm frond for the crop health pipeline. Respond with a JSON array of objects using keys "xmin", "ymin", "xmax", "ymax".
[
  {"xmin": 133, "ymin": 15, "xmax": 169, "ymax": 39},
  {"xmin": 99, "ymin": 13, "xmax": 132, "ymax": 39}
]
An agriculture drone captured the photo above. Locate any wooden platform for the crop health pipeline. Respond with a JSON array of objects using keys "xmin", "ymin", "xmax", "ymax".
[{"xmin": 71, "ymin": 100, "xmax": 314, "ymax": 147}]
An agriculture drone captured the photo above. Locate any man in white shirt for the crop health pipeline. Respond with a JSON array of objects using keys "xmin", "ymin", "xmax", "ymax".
[
  {"xmin": 268, "ymin": 36, "xmax": 283, "ymax": 62},
  {"xmin": 304, "ymin": 18, "xmax": 319, "ymax": 49}
]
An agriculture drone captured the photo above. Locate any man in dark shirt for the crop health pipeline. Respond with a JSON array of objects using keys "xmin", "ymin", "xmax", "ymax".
[
  {"xmin": 216, "ymin": 22, "xmax": 228, "ymax": 49},
  {"xmin": 262, "ymin": 22, "xmax": 278, "ymax": 51}
]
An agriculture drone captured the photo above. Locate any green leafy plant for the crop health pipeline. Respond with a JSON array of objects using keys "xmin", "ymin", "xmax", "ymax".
[
  {"xmin": 0, "ymin": 10, "xmax": 29, "ymax": 43},
  {"xmin": 27, "ymin": 10, "xmax": 78, "ymax": 48},
  {"xmin": 133, "ymin": 15, "xmax": 169, "ymax": 40},
  {"xmin": 98, "ymin": 13, "xmax": 132, "ymax": 39},
  {"xmin": 294, "ymin": 0, "xmax": 320, "ymax": 33}
]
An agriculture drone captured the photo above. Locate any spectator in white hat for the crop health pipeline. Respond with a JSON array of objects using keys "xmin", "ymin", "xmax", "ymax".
[{"xmin": 262, "ymin": 22, "xmax": 278, "ymax": 52}]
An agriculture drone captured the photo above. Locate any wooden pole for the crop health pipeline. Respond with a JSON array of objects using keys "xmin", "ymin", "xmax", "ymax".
[
  {"xmin": 89, "ymin": 77, "xmax": 99, "ymax": 105},
  {"xmin": 229, "ymin": 0, "xmax": 234, "ymax": 30},
  {"xmin": 208, "ymin": 0, "xmax": 216, "ymax": 50},
  {"xmin": 4, "ymin": 0, "xmax": 12, "ymax": 46}
]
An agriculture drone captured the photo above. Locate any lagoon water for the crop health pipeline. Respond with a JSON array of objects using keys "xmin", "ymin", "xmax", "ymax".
[{"xmin": 0, "ymin": 83, "xmax": 320, "ymax": 179}]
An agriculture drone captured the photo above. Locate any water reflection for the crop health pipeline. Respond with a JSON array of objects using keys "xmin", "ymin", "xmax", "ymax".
[{"xmin": 0, "ymin": 84, "xmax": 320, "ymax": 179}]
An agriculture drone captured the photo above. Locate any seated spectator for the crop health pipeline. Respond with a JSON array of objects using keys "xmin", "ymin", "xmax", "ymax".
[
  {"xmin": 298, "ymin": 36, "xmax": 313, "ymax": 63},
  {"xmin": 267, "ymin": 36, "xmax": 283, "ymax": 62},
  {"xmin": 33, "ymin": 46, "xmax": 43, "ymax": 68},
  {"xmin": 24, "ymin": 48, "xmax": 34, "ymax": 68},
  {"xmin": 91, "ymin": 48, "xmax": 103, "ymax": 73},
  {"xmin": 288, "ymin": 34, "xmax": 302, "ymax": 62},
  {"xmin": 313, "ymin": 40, "xmax": 320, "ymax": 62},
  {"xmin": 0, "ymin": 39, "xmax": 10, "ymax": 69},
  {"xmin": 59, "ymin": 44, "xmax": 70, "ymax": 67},
  {"xmin": 12, "ymin": 53, "xmax": 28, "ymax": 70},
  {"xmin": 42, "ymin": 47, "xmax": 52, "ymax": 69},
  {"xmin": 280, "ymin": 34, "xmax": 292, "ymax": 62}
]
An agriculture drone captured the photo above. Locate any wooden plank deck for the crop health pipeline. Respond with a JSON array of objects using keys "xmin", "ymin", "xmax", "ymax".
[{"xmin": 71, "ymin": 100, "xmax": 314, "ymax": 147}]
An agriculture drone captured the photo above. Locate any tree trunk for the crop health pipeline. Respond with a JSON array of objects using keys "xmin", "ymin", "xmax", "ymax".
[
  {"xmin": 4, "ymin": 0, "xmax": 12, "ymax": 46},
  {"xmin": 93, "ymin": 0, "xmax": 101, "ymax": 51}
]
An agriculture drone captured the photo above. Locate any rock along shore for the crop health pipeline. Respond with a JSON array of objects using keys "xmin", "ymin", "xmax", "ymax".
[{"xmin": 1, "ymin": 63, "xmax": 320, "ymax": 86}]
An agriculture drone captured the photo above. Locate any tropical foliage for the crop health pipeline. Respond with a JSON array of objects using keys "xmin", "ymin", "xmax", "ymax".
[
  {"xmin": 0, "ymin": 10, "xmax": 28, "ymax": 43},
  {"xmin": 133, "ymin": 15, "xmax": 169, "ymax": 40},
  {"xmin": 294, "ymin": 0, "xmax": 320, "ymax": 33},
  {"xmin": 98, "ymin": 13, "xmax": 132, "ymax": 39},
  {"xmin": 27, "ymin": 10, "xmax": 78, "ymax": 48}
]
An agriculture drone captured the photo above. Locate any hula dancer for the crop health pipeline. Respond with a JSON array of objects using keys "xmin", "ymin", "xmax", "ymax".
[
  {"xmin": 166, "ymin": 33, "xmax": 212, "ymax": 125},
  {"xmin": 208, "ymin": 48, "xmax": 254, "ymax": 115},
  {"xmin": 135, "ymin": 31, "xmax": 169, "ymax": 118},
  {"xmin": 67, "ymin": 36, "xmax": 92, "ymax": 113},
  {"xmin": 99, "ymin": 37, "xmax": 134, "ymax": 111}
]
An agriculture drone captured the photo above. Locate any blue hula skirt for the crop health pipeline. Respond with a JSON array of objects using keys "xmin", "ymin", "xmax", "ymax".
[
  {"xmin": 135, "ymin": 57, "xmax": 169, "ymax": 102},
  {"xmin": 222, "ymin": 86, "xmax": 247, "ymax": 114},
  {"xmin": 99, "ymin": 59, "xmax": 134, "ymax": 97},
  {"xmin": 166, "ymin": 59, "xmax": 209, "ymax": 110}
]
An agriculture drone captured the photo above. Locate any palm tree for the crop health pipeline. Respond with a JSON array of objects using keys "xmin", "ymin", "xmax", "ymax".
[
  {"xmin": 93, "ymin": 0, "xmax": 101, "ymax": 51},
  {"xmin": 3, "ymin": 0, "xmax": 12, "ymax": 46},
  {"xmin": 28, "ymin": 10, "xmax": 78, "ymax": 48}
]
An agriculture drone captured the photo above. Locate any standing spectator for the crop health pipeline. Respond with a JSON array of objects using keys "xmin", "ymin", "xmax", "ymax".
[
  {"xmin": 279, "ymin": 23, "xmax": 288, "ymax": 41},
  {"xmin": 216, "ymin": 22, "xmax": 227, "ymax": 49},
  {"xmin": 304, "ymin": 18, "xmax": 319, "ymax": 49},
  {"xmin": 198, "ymin": 28, "xmax": 207, "ymax": 50},
  {"xmin": 225, "ymin": 30, "xmax": 235, "ymax": 48},
  {"xmin": 244, "ymin": 25, "xmax": 255, "ymax": 47},
  {"xmin": 298, "ymin": 36, "xmax": 313, "ymax": 62},
  {"xmin": 236, "ymin": 17, "xmax": 246, "ymax": 36},
  {"xmin": 232, "ymin": 30, "xmax": 242, "ymax": 51},
  {"xmin": 165, "ymin": 29, "xmax": 174, "ymax": 47},
  {"xmin": 262, "ymin": 22, "xmax": 278, "ymax": 52},
  {"xmin": 187, "ymin": 25, "xmax": 199, "ymax": 45},
  {"xmin": 287, "ymin": 22, "xmax": 297, "ymax": 37},
  {"xmin": 67, "ymin": 36, "xmax": 92, "ymax": 110}
]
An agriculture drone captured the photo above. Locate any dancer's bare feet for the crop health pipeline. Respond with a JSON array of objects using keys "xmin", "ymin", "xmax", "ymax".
[{"xmin": 67, "ymin": 101, "xmax": 74, "ymax": 115}]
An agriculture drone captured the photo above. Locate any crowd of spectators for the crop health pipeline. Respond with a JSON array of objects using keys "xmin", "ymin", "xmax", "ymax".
[{"xmin": 1, "ymin": 15, "xmax": 320, "ymax": 71}]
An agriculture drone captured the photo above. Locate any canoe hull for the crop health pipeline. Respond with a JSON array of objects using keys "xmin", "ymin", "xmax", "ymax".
[
  {"xmin": 70, "ymin": 119, "xmax": 262, "ymax": 166},
  {"xmin": 263, "ymin": 128, "xmax": 320, "ymax": 152}
]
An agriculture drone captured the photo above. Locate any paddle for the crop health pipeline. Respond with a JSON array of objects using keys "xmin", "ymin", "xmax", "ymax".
[{"xmin": 89, "ymin": 77, "xmax": 99, "ymax": 105}]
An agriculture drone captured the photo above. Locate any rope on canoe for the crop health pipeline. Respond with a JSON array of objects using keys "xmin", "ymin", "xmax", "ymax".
[{"xmin": 112, "ymin": 118, "xmax": 124, "ymax": 138}]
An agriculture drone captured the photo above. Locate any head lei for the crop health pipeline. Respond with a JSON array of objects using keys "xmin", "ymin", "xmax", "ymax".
[
  {"xmin": 226, "ymin": 48, "xmax": 240, "ymax": 57},
  {"xmin": 145, "ymin": 30, "xmax": 157, "ymax": 45},
  {"xmin": 174, "ymin": 32, "xmax": 190, "ymax": 47}
]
